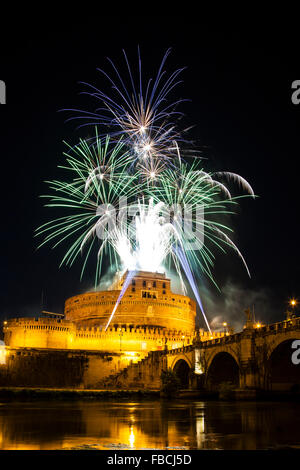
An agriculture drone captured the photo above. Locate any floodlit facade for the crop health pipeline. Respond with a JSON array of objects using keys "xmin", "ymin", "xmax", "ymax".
[{"xmin": 4, "ymin": 271, "xmax": 218, "ymax": 356}]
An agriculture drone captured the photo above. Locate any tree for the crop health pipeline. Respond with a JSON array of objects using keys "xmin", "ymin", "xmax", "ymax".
[{"xmin": 160, "ymin": 368, "xmax": 181, "ymax": 398}]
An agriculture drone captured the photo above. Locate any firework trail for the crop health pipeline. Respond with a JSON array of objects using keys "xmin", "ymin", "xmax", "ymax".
[
  {"xmin": 105, "ymin": 270, "xmax": 136, "ymax": 331},
  {"xmin": 173, "ymin": 245, "xmax": 212, "ymax": 334},
  {"xmin": 62, "ymin": 47, "xmax": 193, "ymax": 170},
  {"xmin": 36, "ymin": 135, "xmax": 141, "ymax": 282},
  {"xmin": 37, "ymin": 133, "xmax": 254, "ymax": 330}
]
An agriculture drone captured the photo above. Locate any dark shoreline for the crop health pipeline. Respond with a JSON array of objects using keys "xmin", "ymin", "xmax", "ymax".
[
  {"xmin": 0, "ymin": 387, "xmax": 299, "ymax": 402},
  {"xmin": 0, "ymin": 387, "xmax": 161, "ymax": 401}
]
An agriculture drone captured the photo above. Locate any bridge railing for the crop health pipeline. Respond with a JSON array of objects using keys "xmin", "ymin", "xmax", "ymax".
[
  {"xmin": 256, "ymin": 316, "xmax": 300, "ymax": 334},
  {"xmin": 166, "ymin": 317, "xmax": 300, "ymax": 352},
  {"xmin": 167, "ymin": 344, "xmax": 194, "ymax": 354},
  {"xmin": 196, "ymin": 333, "xmax": 242, "ymax": 348},
  {"xmin": 200, "ymin": 317, "xmax": 300, "ymax": 347}
]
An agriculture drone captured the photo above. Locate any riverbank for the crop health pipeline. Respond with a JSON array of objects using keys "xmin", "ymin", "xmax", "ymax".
[
  {"xmin": 0, "ymin": 387, "xmax": 299, "ymax": 402},
  {"xmin": 219, "ymin": 388, "xmax": 300, "ymax": 402},
  {"xmin": 0, "ymin": 387, "xmax": 160, "ymax": 400},
  {"xmin": 0, "ymin": 387, "xmax": 219, "ymax": 402}
]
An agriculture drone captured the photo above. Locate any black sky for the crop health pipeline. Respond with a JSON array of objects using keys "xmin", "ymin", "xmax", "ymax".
[{"xmin": 0, "ymin": 19, "xmax": 299, "ymax": 329}]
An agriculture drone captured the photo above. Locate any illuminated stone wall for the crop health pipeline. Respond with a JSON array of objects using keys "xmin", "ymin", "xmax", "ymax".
[
  {"xmin": 94, "ymin": 350, "xmax": 167, "ymax": 390},
  {"xmin": 0, "ymin": 271, "xmax": 207, "ymax": 388},
  {"xmin": 3, "ymin": 318, "xmax": 75, "ymax": 349},
  {"xmin": 3, "ymin": 318, "xmax": 200, "ymax": 353},
  {"xmin": 0, "ymin": 348, "xmax": 88, "ymax": 388},
  {"xmin": 3, "ymin": 271, "xmax": 200, "ymax": 358},
  {"xmin": 65, "ymin": 271, "xmax": 196, "ymax": 333},
  {"xmin": 0, "ymin": 347, "xmax": 163, "ymax": 389}
]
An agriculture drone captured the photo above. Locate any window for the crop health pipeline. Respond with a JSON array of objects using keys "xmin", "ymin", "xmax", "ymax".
[
  {"xmin": 162, "ymin": 282, "xmax": 166, "ymax": 289},
  {"xmin": 141, "ymin": 290, "xmax": 158, "ymax": 299},
  {"xmin": 143, "ymin": 280, "xmax": 146, "ymax": 287},
  {"xmin": 153, "ymin": 281, "xmax": 156, "ymax": 288}
]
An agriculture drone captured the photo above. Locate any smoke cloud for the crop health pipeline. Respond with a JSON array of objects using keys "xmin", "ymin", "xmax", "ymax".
[
  {"xmin": 200, "ymin": 280, "xmax": 281, "ymax": 333},
  {"xmin": 83, "ymin": 267, "xmax": 283, "ymax": 335}
]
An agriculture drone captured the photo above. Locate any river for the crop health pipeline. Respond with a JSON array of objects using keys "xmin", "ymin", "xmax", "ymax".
[{"xmin": 0, "ymin": 399, "xmax": 299, "ymax": 450}]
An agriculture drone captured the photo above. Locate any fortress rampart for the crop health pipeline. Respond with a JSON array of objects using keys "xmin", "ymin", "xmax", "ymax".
[
  {"xmin": 64, "ymin": 271, "xmax": 196, "ymax": 333},
  {"xmin": 3, "ymin": 317, "xmax": 218, "ymax": 352},
  {"xmin": 1, "ymin": 270, "xmax": 224, "ymax": 387}
]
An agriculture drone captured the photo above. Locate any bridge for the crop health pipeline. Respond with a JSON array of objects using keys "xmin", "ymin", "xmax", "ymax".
[{"xmin": 102, "ymin": 316, "xmax": 300, "ymax": 393}]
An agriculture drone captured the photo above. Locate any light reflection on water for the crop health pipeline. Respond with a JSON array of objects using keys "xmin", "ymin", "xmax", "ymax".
[{"xmin": 0, "ymin": 400, "xmax": 299, "ymax": 450}]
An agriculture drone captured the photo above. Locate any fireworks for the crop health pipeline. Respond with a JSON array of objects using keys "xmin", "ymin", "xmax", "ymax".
[
  {"xmin": 37, "ymin": 48, "xmax": 255, "ymax": 331},
  {"xmin": 62, "ymin": 48, "xmax": 192, "ymax": 171},
  {"xmin": 37, "ymin": 135, "xmax": 139, "ymax": 279}
]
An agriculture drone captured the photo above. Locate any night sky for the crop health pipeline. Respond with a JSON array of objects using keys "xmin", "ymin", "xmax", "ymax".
[{"xmin": 0, "ymin": 20, "xmax": 299, "ymax": 331}]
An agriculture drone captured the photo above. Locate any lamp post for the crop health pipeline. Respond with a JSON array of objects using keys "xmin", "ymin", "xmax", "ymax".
[
  {"xmin": 287, "ymin": 298, "xmax": 297, "ymax": 320},
  {"xmin": 223, "ymin": 322, "xmax": 228, "ymax": 335}
]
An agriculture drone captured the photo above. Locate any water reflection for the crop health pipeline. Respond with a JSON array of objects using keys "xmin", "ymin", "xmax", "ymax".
[{"xmin": 0, "ymin": 400, "xmax": 299, "ymax": 450}]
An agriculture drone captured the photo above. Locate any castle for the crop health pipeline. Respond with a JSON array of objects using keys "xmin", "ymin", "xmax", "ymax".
[{"xmin": 1, "ymin": 271, "xmax": 224, "ymax": 388}]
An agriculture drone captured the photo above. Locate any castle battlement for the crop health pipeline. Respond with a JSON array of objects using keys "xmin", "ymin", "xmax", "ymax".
[
  {"xmin": 3, "ymin": 317, "xmax": 73, "ymax": 330},
  {"xmin": 2, "ymin": 271, "xmax": 221, "ymax": 360},
  {"xmin": 64, "ymin": 271, "xmax": 196, "ymax": 334}
]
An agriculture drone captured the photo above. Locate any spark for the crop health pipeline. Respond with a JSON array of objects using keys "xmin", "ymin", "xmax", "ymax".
[
  {"xmin": 105, "ymin": 270, "xmax": 136, "ymax": 331},
  {"xmin": 61, "ymin": 47, "xmax": 190, "ymax": 167},
  {"xmin": 38, "ymin": 49, "xmax": 256, "ymax": 332},
  {"xmin": 37, "ymin": 131, "xmax": 254, "ymax": 331},
  {"xmin": 174, "ymin": 245, "xmax": 212, "ymax": 334}
]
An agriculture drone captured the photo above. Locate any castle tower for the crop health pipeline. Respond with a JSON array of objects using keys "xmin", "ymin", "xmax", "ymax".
[
  {"xmin": 64, "ymin": 270, "xmax": 196, "ymax": 334},
  {"xmin": 3, "ymin": 271, "xmax": 207, "ymax": 358}
]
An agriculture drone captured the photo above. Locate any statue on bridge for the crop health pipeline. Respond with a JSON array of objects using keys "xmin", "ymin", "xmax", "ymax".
[
  {"xmin": 245, "ymin": 308, "xmax": 252, "ymax": 322},
  {"xmin": 244, "ymin": 307, "xmax": 254, "ymax": 329}
]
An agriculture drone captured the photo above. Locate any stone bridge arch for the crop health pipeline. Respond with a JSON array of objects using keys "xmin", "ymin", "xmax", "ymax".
[
  {"xmin": 205, "ymin": 346, "xmax": 240, "ymax": 372},
  {"xmin": 169, "ymin": 354, "xmax": 193, "ymax": 388},
  {"xmin": 205, "ymin": 348, "xmax": 240, "ymax": 391},
  {"xmin": 266, "ymin": 331, "xmax": 300, "ymax": 361},
  {"xmin": 266, "ymin": 335, "xmax": 300, "ymax": 392}
]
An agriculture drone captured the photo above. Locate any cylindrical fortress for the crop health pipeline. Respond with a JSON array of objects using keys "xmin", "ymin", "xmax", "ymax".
[{"xmin": 64, "ymin": 271, "xmax": 196, "ymax": 334}]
